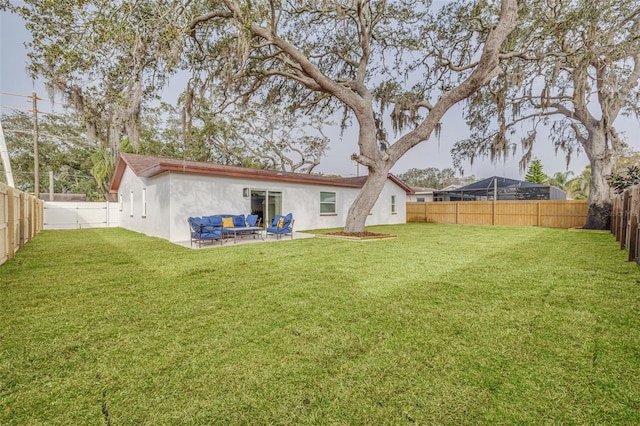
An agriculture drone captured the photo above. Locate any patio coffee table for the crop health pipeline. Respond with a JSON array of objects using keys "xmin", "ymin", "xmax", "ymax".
[{"xmin": 226, "ymin": 226, "xmax": 264, "ymax": 244}]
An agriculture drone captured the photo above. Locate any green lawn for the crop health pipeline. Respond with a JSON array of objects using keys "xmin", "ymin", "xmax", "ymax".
[{"xmin": 1, "ymin": 224, "xmax": 639, "ymax": 425}]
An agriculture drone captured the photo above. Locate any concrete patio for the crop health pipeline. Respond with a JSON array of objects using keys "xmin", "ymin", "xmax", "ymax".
[{"xmin": 175, "ymin": 230, "xmax": 315, "ymax": 249}]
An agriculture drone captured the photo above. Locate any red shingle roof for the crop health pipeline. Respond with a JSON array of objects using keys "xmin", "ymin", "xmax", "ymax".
[{"xmin": 109, "ymin": 153, "xmax": 412, "ymax": 194}]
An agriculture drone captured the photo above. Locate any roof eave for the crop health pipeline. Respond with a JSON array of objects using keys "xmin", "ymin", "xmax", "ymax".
[
  {"xmin": 388, "ymin": 173, "xmax": 414, "ymax": 194},
  {"xmin": 108, "ymin": 156, "xmax": 128, "ymax": 194},
  {"xmin": 111, "ymin": 153, "xmax": 413, "ymax": 192},
  {"xmin": 157, "ymin": 162, "xmax": 364, "ymax": 188}
]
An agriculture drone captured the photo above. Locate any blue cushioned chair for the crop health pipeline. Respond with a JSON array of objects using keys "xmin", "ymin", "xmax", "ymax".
[
  {"xmin": 188, "ymin": 217, "xmax": 223, "ymax": 247},
  {"xmin": 203, "ymin": 215, "xmax": 223, "ymax": 227},
  {"xmin": 233, "ymin": 214, "xmax": 246, "ymax": 227},
  {"xmin": 266, "ymin": 213, "xmax": 294, "ymax": 240},
  {"xmin": 246, "ymin": 214, "xmax": 259, "ymax": 227}
]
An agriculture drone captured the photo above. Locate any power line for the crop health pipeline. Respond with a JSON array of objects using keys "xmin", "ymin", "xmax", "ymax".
[
  {"xmin": 1, "ymin": 105, "xmax": 33, "ymax": 112},
  {"xmin": 3, "ymin": 128, "xmax": 81, "ymax": 140},
  {"xmin": 1, "ymin": 92, "xmax": 51, "ymax": 102},
  {"xmin": 1, "ymin": 105, "xmax": 53, "ymax": 116}
]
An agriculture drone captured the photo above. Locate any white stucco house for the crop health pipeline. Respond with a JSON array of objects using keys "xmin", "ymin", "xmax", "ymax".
[{"xmin": 109, "ymin": 153, "xmax": 412, "ymax": 243}]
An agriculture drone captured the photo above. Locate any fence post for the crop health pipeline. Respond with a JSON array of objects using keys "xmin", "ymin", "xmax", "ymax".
[
  {"xmin": 618, "ymin": 194, "xmax": 625, "ymax": 242},
  {"xmin": 628, "ymin": 187, "xmax": 640, "ymax": 262},
  {"xmin": 38, "ymin": 199, "xmax": 44, "ymax": 232},
  {"xmin": 537, "ymin": 202, "xmax": 541, "ymax": 227},
  {"xmin": 30, "ymin": 197, "xmax": 35, "ymax": 238},
  {"xmin": 455, "ymin": 202, "xmax": 459, "ymax": 224},
  {"xmin": 621, "ymin": 190, "xmax": 631, "ymax": 250},
  {"xmin": 615, "ymin": 195, "xmax": 620, "ymax": 240},
  {"xmin": 26, "ymin": 194, "xmax": 32, "ymax": 244},
  {"xmin": 34, "ymin": 198, "xmax": 39, "ymax": 235},
  {"xmin": 611, "ymin": 196, "xmax": 618, "ymax": 239},
  {"xmin": 636, "ymin": 191, "xmax": 640, "ymax": 265},
  {"xmin": 492, "ymin": 199, "xmax": 496, "ymax": 225},
  {"xmin": 18, "ymin": 192, "xmax": 25, "ymax": 249},
  {"xmin": 7, "ymin": 187, "xmax": 15, "ymax": 260}
]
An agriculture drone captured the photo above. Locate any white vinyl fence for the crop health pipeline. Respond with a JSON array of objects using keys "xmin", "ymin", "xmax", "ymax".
[{"xmin": 44, "ymin": 202, "xmax": 121, "ymax": 230}]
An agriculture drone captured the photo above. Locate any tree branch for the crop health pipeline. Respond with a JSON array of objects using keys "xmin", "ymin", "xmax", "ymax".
[
  {"xmin": 188, "ymin": 10, "xmax": 233, "ymax": 38},
  {"xmin": 388, "ymin": 0, "xmax": 518, "ymax": 164}
]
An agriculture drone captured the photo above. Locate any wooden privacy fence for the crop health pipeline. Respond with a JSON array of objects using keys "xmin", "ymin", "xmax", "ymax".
[
  {"xmin": 611, "ymin": 186, "xmax": 640, "ymax": 263},
  {"xmin": 0, "ymin": 182, "xmax": 44, "ymax": 266},
  {"xmin": 407, "ymin": 200, "xmax": 589, "ymax": 229}
]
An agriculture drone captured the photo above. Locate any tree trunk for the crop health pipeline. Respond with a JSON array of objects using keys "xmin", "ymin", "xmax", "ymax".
[
  {"xmin": 583, "ymin": 131, "xmax": 613, "ymax": 230},
  {"xmin": 339, "ymin": 0, "xmax": 518, "ymax": 233},
  {"xmin": 344, "ymin": 166, "xmax": 391, "ymax": 233}
]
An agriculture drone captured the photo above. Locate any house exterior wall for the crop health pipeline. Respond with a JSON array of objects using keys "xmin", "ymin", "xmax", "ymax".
[
  {"xmin": 164, "ymin": 172, "xmax": 407, "ymax": 242},
  {"xmin": 112, "ymin": 166, "xmax": 406, "ymax": 242},
  {"xmin": 369, "ymin": 178, "xmax": 407, "ymax": 228},
  {"xmin": 117, "ymin": 167, "xmax": 172, "ymax": 240},
  {"xmin": 407, "ymin": 193, "xmax": 434, "ymax": 203}
]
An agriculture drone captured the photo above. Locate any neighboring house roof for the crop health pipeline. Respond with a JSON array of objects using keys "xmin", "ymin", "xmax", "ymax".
[
  {"xmin": 440, "ymin": 184, "xmax": 461, "ymax": 191},
  {"xmin": 410, "ymin": 186, "xmax": 438, "ymax": 194},
  {"xmin": 109, "ymin": 153, "xmax": 413, "ymax": 194}
]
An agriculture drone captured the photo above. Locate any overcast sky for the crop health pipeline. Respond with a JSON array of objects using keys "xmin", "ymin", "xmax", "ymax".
[{"xmin": 1, "ymin": 4, "xmax": 622, "ymax": 181}]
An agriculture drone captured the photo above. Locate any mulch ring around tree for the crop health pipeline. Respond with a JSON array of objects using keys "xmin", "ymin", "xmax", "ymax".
[{"xmin": 317, "ymin": 231, "xmax": 397, "ymax": 240}]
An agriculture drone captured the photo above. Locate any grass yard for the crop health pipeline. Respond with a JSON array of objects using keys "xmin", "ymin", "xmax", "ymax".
[{"xmin": 1, "ymin": 224, "xmax": 639, "ymax": 424}]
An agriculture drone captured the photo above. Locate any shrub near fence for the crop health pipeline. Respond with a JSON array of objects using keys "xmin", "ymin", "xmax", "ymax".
[
  {"xmin": 407, "ymin": 200, "xmax": 589, "ymax": 229},
  {"xmin": 0, "ymin": 182, "xmax": 44, "ymax": 265}
]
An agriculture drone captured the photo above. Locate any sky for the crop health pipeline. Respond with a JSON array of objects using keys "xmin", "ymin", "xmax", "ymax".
[{"xmin": 0, "ymin": 3, "xmax": 620, "ymax": 182}]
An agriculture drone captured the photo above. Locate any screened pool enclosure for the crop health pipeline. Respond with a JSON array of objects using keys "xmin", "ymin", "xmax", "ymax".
[{"xmin": 433, "ymin": 177, "xmax": 566, "ymax": 202}]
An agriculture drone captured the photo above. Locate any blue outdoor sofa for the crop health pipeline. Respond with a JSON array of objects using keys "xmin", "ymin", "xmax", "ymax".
[
  {"xmin": 266, "ymin": 213, "xmax": 294, "ymax": 240},
  {"xmin": 188, "ymin": 214, "xmax": 262, "ymax": 247},
  {"xmin": 188, "ymin": 216, "xmax": 223, "ymax": 247}
]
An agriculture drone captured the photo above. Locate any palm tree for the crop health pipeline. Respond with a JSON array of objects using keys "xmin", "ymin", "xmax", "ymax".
[
  {"xmin": 567, "ymin": 166, "xmax": 591, "ymax": 200},
  {"xmin": 548, "ymin": 171, "xmax": 574, "ymax": 191}
]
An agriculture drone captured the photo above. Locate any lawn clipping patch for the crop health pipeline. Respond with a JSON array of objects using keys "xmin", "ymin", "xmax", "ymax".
[{"xmin": 318, "ymin": 231, "xmax": 397, "ymax": 240}]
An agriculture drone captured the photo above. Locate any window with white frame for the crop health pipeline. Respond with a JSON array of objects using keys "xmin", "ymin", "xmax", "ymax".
[
  {"xmin": 320, "ymin": 191, "xmax": 336, "ymax": 214},
  {"xmin": 119, "ymin": 193, "xmax": 124, "ymax": 211},
  {"xmin": 141, "ymin": 188, "xmax": 147, "ymax": 218},
  {"xmin": 391, "ymin": 195, "xmax": 397, "ymax": 214},
  {"xmin": 129, "ymin": 191, "xmax": 134, "ymax": 217}
]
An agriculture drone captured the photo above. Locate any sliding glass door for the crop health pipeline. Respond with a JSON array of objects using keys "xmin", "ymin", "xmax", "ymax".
[{"xmin": 250, "ymin": 190, "xmax": 282, "ymax": 227}]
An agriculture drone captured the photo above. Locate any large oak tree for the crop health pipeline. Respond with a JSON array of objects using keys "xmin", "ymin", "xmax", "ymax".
[
  {"xmin": 452, "ymin": 0, "xmax": 640, "ymax": 229},
  {"xmin": 10, "ymin": 0, "xmax": 518, "ymax": 232},
  {"xmin": 183, "ymin": 0, "xmax": 517, "ymax": 232}
]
